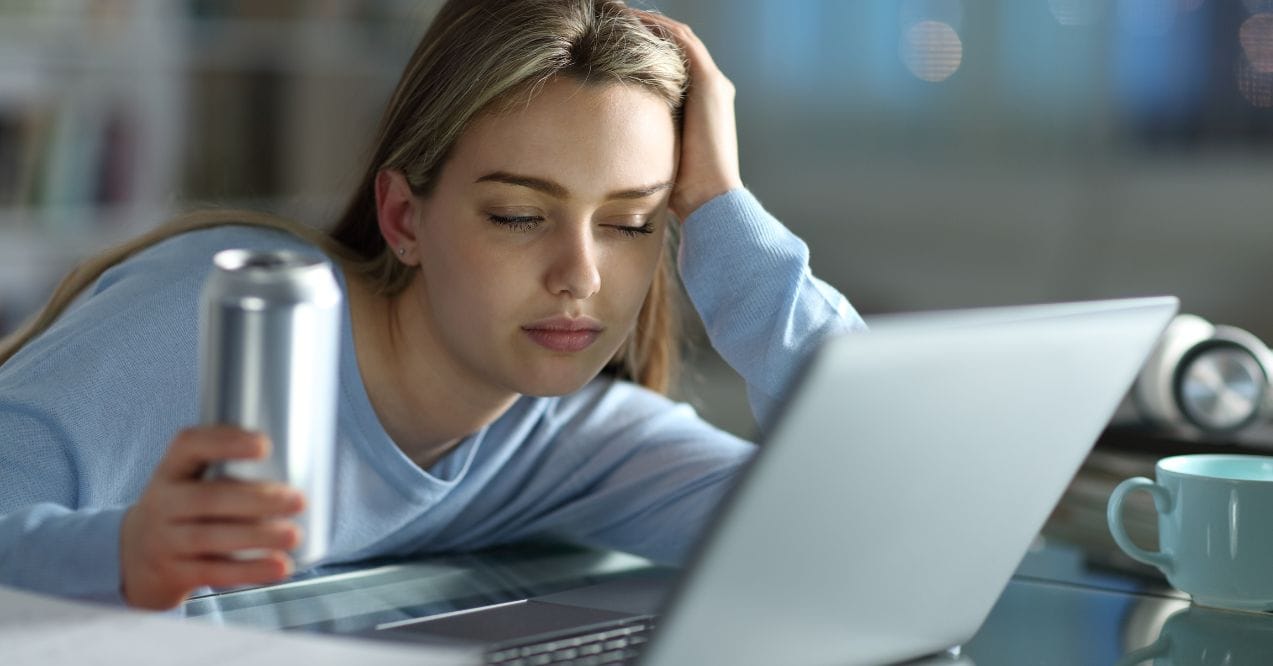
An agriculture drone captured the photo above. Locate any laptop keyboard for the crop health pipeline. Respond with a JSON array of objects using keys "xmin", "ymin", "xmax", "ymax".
[{"xmin": 485, "ymin": 617, "xmax": 654, "ymax": 666}]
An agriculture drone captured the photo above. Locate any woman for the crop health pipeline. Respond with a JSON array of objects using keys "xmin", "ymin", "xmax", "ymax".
[{"xmin": 0, "ymin": 0, "xmax": 863, "ymax": 610}]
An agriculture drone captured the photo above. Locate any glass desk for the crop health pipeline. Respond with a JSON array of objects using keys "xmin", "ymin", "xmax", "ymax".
[{"xmin": 179, "ymin": 532, "xmax": 1273, "ymax": 665}]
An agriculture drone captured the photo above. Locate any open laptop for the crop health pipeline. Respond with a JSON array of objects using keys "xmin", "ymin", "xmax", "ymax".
[{"xmin": 365, "ymin": 296, "xmax": 1179, "ymax": 665}]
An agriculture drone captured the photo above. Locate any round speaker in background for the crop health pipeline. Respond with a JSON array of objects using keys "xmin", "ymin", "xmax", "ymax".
[{"xmin": 1130, "ymin": 315, "xmax": 1273, "ymax": 436}]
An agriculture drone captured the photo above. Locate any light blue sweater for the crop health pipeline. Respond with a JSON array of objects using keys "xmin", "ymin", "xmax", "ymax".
[{"xmin": 0, "ymin": 189, "xmax": 864, "ymax": 605}]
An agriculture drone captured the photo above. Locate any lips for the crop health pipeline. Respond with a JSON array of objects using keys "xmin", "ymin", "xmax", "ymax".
[{"xmin": 522, "ymin": 316, "xmax": 604, "ymax": 353}]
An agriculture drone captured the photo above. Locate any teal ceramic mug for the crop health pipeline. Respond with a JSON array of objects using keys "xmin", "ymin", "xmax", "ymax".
[{"xmin": 1107, "ymin": 454, "xmax": 1273, "ymax": 612}]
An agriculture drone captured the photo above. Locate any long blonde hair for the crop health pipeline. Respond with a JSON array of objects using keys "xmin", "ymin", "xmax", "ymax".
[{"xmin": 0, "ymin": 0, "xmax": 689, "ymax": 392}]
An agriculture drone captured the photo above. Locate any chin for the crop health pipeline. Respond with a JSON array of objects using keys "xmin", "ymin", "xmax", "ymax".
[
  {"xmin": 511, "ymin": 359, "xmax": 609, "ymax": 398},
  {"xmin": 516, "ymin": 374, "xmax": 599, "ymax": 398}
]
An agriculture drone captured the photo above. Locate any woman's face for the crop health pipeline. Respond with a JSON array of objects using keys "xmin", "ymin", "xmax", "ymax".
[{"xmin": 406, "ymin": 76, "xmax": 676, "ymax": 397}]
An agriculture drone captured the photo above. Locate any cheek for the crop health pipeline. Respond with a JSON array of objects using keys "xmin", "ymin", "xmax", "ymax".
[
  {"xmin": 418, "ymin": 229, "xmax": 522, "ymax": 324},
  {"xmin": 604, "ymin": 239, "xmax": 665, "ymax": 315}
]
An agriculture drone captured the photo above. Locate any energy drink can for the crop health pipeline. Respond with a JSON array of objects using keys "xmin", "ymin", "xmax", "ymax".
[{"xmin": 198, "ymin": 248, "xmax": 341, "ymax": 566}]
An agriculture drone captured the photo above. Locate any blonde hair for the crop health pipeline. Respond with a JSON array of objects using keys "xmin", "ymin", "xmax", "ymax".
[{"xmin": 0, "ymin": 0, "xmax": 689, "ymax": 392}]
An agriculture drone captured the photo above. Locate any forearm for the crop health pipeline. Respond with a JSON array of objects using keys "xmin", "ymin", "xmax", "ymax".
[
  {"xmin": 0, "ymin": 503, "xmax": 127, "ymax": 603},
  {"xmin": 679, "ymin": 188, "xmax": 866, "ymax": 427}
]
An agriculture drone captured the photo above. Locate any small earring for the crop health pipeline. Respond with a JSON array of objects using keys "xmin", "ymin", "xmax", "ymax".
[{"xmin": 397, "ymin": 247, "xmax": 406, "ymax": 256}]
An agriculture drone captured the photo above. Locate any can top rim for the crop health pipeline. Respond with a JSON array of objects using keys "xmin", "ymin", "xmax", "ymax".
[{"xmin": 213, "ymin": 249, "xmax": 328, "ymax": 274}]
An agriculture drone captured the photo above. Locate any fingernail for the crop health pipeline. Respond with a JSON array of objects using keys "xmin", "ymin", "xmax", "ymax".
[{"xmin": 269, "ymin": 488, "xmax": 302, "ymax": 512}]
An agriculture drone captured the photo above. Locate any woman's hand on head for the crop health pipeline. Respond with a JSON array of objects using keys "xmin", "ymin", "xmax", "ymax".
[
  {"xmin": 119, "ymin": 426, "xmax": 305, "ymax": 610},
  {"xmin": 635, "ymin": 10, "xmax": 743, "ymax": 220}
]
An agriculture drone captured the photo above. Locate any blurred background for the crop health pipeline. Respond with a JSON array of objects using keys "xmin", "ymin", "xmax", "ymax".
[{"xmin": 3, "ymin": 0, "xmax": 1273, "ymax": 436}]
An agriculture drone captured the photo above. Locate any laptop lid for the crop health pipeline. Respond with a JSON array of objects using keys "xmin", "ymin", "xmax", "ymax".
[{"xmin": 639, "ymin": 296, "xmax": 1178, "ymax": 666}]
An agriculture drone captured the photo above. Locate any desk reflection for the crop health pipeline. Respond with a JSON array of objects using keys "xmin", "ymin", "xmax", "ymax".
[
  {"xmin": 183, "ymin": 543, "xmax": 666, "ymax": 634},
  {"xmin": 1116, "ymin": 604, "xmax": 1273, "ymax": 666},
  {"xmin": 965, "ymin": 537, "xmax": 1273, "ymax": 665}
]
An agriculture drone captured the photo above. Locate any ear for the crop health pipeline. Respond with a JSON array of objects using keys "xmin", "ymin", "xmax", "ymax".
[{"xmin": 375, "ymin": 169, "xmax": 421, "ymax": 265}]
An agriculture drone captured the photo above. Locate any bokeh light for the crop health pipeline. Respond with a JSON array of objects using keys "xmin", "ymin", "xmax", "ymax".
[
  {"xmin": 901, "ymin": 20, "xmax": 963, "ymax": 83},
  {"xmin": 1240, "ymin": 13, "xmax": 1273, "ymax": 73}
]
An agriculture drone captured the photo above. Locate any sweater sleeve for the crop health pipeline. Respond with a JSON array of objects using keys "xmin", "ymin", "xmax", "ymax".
[
  {"xmin": 678, "ymin": 188, "xmax": 866, "ymax": 428},
  {"xmin": 0, "ymin": 407, "xmax": 128, "ymax": 603}
]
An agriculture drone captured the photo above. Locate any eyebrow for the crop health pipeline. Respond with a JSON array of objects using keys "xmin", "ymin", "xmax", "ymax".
[{"xmin": 475, "ymin": 171, "xmax": 673, "ymax": 200}]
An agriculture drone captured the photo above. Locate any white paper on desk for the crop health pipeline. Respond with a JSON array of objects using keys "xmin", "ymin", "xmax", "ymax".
[{"xmin": 0, "ymin": 584, "xmax": 480, "ymax": 666}]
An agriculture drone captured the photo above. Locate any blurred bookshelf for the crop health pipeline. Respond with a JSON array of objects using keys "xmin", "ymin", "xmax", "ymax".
[{"xmin": 0, "ymin": 0, "xmax": 434, "ymax": 335}]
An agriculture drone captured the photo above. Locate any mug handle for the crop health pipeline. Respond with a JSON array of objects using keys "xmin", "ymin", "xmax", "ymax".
[{"xmin": 1107, "ymin": 476, "xmax": 1174, "ymax": 574}]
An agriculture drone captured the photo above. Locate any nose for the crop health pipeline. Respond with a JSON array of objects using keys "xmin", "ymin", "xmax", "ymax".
[{"xmin": 544, "ymin": 227, "xmax": 601, "ymax": 300}]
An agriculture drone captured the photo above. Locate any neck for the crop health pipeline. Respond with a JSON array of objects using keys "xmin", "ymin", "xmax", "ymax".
[{"xmin": 344, "ymin": 267, "xmax": 517, "ymax": 469}]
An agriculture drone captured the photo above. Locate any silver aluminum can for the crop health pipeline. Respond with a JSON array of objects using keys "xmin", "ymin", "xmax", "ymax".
[{"xmin": 198, "ymin": 248, "xmax": 341, "ymax": 567}]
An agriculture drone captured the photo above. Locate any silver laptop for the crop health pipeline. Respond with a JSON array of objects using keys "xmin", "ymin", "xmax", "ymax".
[{"xmin": 370, "ymin": 296, "xmax": 1179, "ymax": 665}]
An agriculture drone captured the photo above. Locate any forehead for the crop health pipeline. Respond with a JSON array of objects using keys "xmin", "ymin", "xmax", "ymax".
[{"xmin": 446, "ymin": 77, "xmax": 677, "ymax": 197}]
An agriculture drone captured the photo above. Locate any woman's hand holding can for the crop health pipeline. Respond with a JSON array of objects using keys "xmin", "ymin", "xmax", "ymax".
[{"xmin": 119, "ymin": 426, "xmax": 305, "ymax": 610}]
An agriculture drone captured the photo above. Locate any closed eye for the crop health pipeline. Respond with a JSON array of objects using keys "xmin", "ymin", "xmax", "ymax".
[
  {"xmin": 489, "ymin": 214, "xmax": 656, "ymax": 238},
  {"xmin": 488, "ymin": 214, "xmax": 543, "ymax": 232},
  {"xmin": 611, "ymin": 221, "xmax": 657, "ymax": 238}
]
